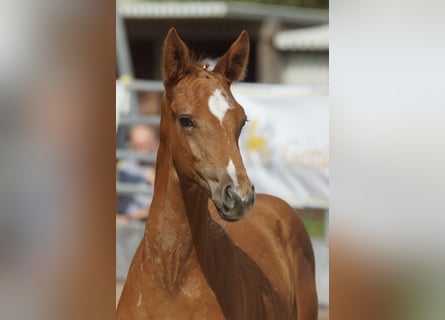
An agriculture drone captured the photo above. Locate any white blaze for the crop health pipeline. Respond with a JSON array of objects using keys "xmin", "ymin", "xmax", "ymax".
[
  {"xmin": 208, "ymin": 88, "xmax": 232, "ymax": 123},
  {"xmin": 227, "ymin": 159, "xmax": 239, "ymax": 188}
]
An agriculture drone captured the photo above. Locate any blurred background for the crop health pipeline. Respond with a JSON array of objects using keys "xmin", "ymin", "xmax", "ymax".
[{"xmin": 115, "ymin": 0, "xmax": 329, "ymax": 318}]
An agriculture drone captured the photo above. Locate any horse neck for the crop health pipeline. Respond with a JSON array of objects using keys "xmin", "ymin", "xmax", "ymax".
[{"xmin": 143, "ymin": 119, "xmax": 211, "ymax": 289}]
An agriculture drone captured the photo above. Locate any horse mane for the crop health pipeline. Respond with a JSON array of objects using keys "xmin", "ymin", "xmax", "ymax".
[
  {"xmin": 166, "ymin": 55, "xmax": 214, "ymax": 89},
  {"xmin": 187, "ymin": 52, "xmax": 215, "ymax": 73}
]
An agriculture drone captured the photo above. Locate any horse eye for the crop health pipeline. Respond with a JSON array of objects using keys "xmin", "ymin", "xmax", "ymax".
[{"xmin": 179, "ymin": 116, "xmax": 194, "ymax": 128}]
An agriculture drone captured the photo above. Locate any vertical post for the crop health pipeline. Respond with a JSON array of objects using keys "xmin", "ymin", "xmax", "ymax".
[
  {"xmin": 116, "ymin": 0, "xmax": 134, "ymax": 78},
  {"xmin": 152, "ymin": 38, "xmax": 163, "ymax": 80},
  {"xmin": 116, "ymin": 0, "xmax": 138, "ymax": 147},
  {"xmin": 257, "ymin": 18, "xmax": 282, "ymax": 83}
]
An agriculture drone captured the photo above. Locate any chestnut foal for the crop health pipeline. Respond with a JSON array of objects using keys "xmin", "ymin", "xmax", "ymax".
[{"xmin": 116, "ymin": 28, "xmax": 318, "ymax": 320}]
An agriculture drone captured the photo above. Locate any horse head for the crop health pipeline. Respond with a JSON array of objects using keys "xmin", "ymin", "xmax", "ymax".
[{"xmin": 161, "ymin": 28, "xmax": 255, "ymax": 222}]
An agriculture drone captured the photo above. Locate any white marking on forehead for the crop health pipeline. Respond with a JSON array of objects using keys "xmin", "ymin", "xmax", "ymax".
[
  {"xmin": 227, "ymin": 159, "xmax": 239, "ymax": 188},
  {"xmin": 208, "ymin": 88, "xmax": 233, "ymax": 123}
]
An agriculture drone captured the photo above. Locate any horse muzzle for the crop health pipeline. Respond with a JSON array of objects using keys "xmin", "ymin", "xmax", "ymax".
[{"xmin": 212, "ymin": 182, "xmax": 255, "ymax": 222}]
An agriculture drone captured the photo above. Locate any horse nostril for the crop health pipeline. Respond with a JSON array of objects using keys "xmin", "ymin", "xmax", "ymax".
[
  {"xmin": 223, "ymin": 185, "xmax": 233, "ymax": 208},
  {"xmin": 222, "ymin": 184, "xmax": 255, "ymax": 212},
  {"xmin": 250, "ymin": 194, "xmax": 255, "ymax": 208},
  {"xmin": 224, "ymin": 185, "xmax": 233, "ymax": 200},
  {"xmin": 223, "ymin": 184, "xmax": 241, "ymax": 209},
  {"xmin": 248, "ymin": 184, "xmax": 255, "ymax": 208}
]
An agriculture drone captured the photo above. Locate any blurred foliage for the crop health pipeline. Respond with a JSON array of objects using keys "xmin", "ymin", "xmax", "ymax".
[
  {"xmin": 302, "ymin": 216, "xmax": 325, "ymax": 238},
  {"xmin": 137, "ymin": 0, "xmax": 328, "ymax": 10}
]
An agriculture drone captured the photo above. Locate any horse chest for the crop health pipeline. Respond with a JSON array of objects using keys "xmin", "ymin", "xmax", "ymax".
[
  {"xmin": 118, "ymin": 246, "xmax": 214, "ymax": 318},
  {"xmin": 138, "ymin": 269, "xmax": 225, "ymax": 320}
]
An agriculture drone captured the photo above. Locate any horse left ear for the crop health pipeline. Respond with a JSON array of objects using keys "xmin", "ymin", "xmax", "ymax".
[
  {"xmin": 163, "ymin": 28, "xmax": 191, "ymax": 88},
  {"xmin": 213, "ymin": 31, "xmax": 250, "ymax": 83}
]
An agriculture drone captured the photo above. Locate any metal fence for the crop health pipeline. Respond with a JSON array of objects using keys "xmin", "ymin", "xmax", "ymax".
[{"xmin": 116, "ymin": 79, "xmax": 163, "ymax": 196}]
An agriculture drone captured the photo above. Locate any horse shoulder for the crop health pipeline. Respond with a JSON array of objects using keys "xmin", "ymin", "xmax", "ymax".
[
  {"xmin": 221, "ymin": 194, "xmax": 313, "ymax": 297},
  {"xmin": 253, "ymin": 194, "xmax": 316, "ymax": 271},
  {"xmin": 244, "ymin": 193, "xmax": 311, "ymax": 249}
]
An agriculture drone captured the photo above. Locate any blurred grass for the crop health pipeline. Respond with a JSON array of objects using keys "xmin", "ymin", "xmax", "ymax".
[
  {"xmin": 297, "ymin": 208, "xmax": 326, "ymax": 238},
  {"xmin": 302, "ymin": 216, "xmax": 325, "ymax": 238}
]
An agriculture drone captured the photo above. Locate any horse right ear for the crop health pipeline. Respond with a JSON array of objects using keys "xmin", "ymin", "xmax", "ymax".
[{"xmin": 163, "ymin": 28, "xmax": 190, "ymax": 87}]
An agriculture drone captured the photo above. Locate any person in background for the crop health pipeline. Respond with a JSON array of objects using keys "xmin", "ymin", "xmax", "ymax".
[{"xmin": 116, "ymin": 124, "xmax": 158, "ymax": 222}]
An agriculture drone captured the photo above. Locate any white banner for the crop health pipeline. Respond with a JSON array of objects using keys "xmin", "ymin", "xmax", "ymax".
[
  {"xmin": 232, "ymin": 84, "xmax": 329, "ymax": 208},
  {"xmin": 116, "ymin": 80, "xmax": 131, "ymax": 131}
]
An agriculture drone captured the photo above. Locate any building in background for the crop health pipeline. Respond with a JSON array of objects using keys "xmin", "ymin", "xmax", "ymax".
[
  {"xmin": 274, "ymin": 24, "xmax": 328, "ymax": 85},
  {"xmin": 118, "ymin": 1, "xmax": 328, "ymax": 84}
]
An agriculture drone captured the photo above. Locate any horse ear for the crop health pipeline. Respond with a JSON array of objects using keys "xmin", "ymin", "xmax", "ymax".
[
  {"xmin": 163, "ymin": 28, "xmax": 190, "ymax": 87},
  {"xmin": 213, "ymin": 31, "xmax": 250, "ymax": 83}
]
